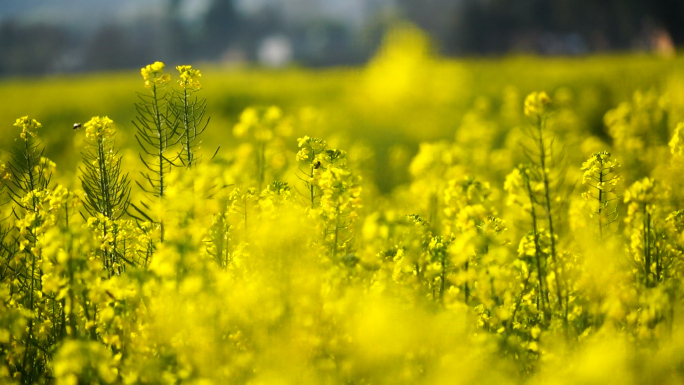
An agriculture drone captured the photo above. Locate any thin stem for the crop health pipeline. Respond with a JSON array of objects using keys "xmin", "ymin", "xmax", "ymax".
[
  {"xmin": 537, "ymin": 117, "xmax": 564, "ymax": 317},
  {"xmin": 524, "ymin": 173, "xmax": 549, "ymax": 315},
  {"xmin": 153, "ymin": 85, "xmax": 167, "ymax": 242},
  {"xmin": 182, "ymin": 88, "xmax": 194, "ymax": 168},
  {"xmin": 598, "ymin": 166, "xmax": 604, "ymax": 239},
  {"xmin": 644, "ymin": 205, "xmax": 651, "ymax": 287}
]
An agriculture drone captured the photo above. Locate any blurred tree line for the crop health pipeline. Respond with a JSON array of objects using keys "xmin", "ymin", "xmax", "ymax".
[
  {"xmin": 0, "ymin": 0, "xmax": 682, "ymax": 76},
  {"xmin": 402, "ymin": 0, "xmax": 684, "ymax": 54}
]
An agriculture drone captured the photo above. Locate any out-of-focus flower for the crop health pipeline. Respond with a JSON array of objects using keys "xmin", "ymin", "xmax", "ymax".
[
  {"xmin": 176, "ymin": 65, "xmax": 202, "ymax": 90},
  {"xmin": 14, "ymin": 115, "xmax": 42, "ymax": 140},
  {"xmin": 524, "ymin": 91, "xmax": 552, "ymax": 118}
]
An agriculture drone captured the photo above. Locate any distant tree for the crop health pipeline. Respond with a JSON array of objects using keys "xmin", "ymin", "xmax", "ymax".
[
  {"xmin": 0, "ymin": 22, "xmax": 70, "ymax": 75},
  {"xmin": 401, "ymin": 0, "xmax": 682, "ymax": 55},
  {"xmin": 83, "ymin": 25, "xmax": 138, "ymax": 71},
  {"xmin": 203, "ymin": 0, "xmax": 243, "ymax": 59}
]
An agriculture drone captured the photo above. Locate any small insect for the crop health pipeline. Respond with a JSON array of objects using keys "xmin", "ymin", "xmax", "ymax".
[
  {"xmin": 314, "ymin": 161, "xmax": 321, "ymax": 169},
  {"xmin": 73, "ymin": 123, "xmax": 82, "ymax": 130}
]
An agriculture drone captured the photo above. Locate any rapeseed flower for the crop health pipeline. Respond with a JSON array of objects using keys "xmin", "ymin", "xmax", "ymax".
[
  {"xmin": 84, "ymin": 116, "xmax": 115, "ymax": 142},
  {"xmin": 524, "ymin": 91, "xmax": 552, "ymax": 118},
  {"xmin": 176, "ymin": 65, "xmax": 202, "ymax": 89},
  {"xmin": 14, "ymin": 115, "xmax": 41, "ymax": 140},
  {"xmin": 624, "ymin": 177, "xmax": 656, "ymax": 205},
  {"xmin": 670, "ymin": 122, "xmax": 684, "ymax": 164},
  {"xmin": 0, "ymin": 161, "xmax": 9, "ymax": 183},
  {"xmin": 141, "ymin": 61, "xmax": 171, "ymax": 88}
]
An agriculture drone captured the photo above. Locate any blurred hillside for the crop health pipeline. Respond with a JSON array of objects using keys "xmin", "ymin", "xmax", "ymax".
[{"xmin": 1, "ymin": 0, "xmax": 682, "ymax": 76}]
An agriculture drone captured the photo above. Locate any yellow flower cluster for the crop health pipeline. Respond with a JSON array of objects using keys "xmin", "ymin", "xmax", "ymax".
[
  {"xmin": 233, "ymin": 106, "xmax": 286, "ymax": 142},
  {"xmin": 0, "ymin": 161, "xmax": 9, "ymax": 185},
  {"xmin": 141, "ymin": 61, "xmax": 171, "ymax": 88},
  {"xmin": 523, "ymin": 91, "xmax": 552, "ymax": 118},
  {"xmin": 670, "ymin": 122, "xmax": 684, "ymax": 165},
  {"xmin": 13, "ymin": 115, "xmax": 41, "ymax": 140},
  {"xmin": 580, "ymin": 151, "xmax": 621, "ymax": 198},
  {"xmin": 34, "ymin": 157, "xmax": 56, "ymax": 179},
  {"xmin": 296, "ymin": 135, "xmax": 328, "ymax": 162},
  {"xmin": 624, "ymin": 177, "xmax": 656, "ymax": 206},
  {"xmin": 319, "ymin": 166, "xmax": 363, "ymax": 216},
  {"xmin": 443, "ymin": 177, "xmax": 493, "ymax": 234},
  {"xmin": 176, "ymin": 65, "xmax": 202, "ymax": 90},
  {"xmin": 84, "ymin": 116, "xmax": 115, "ymax": 142}
]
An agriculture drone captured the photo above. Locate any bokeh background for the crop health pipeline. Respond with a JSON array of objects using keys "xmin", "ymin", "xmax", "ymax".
[{"xmin": 1, "ymin": 0, "xmax": 683, "ymax": 75}]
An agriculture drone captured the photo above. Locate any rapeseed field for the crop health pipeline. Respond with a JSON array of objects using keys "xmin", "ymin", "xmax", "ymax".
[{"xmin": 1, "ymin": 26, "xmax": 684, "ymax": 384}]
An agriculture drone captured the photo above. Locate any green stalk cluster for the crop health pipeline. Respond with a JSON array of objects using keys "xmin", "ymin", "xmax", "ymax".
[
  {"xmin": 581, "ymin": 151, "xmax": 621, "ymax": 239},
  {"xmin": 132, "ymin": 63, "xmax": 211, "ymax": 242},
  {"xmin": 79, "ymin": 116, "xmax": 132, "ymax": 276},
  {"xmin": 5, "ymin": 117, "xmax": 52, "ymax": 383}
]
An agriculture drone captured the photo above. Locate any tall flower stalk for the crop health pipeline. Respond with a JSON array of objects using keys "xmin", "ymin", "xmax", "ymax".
[
  {"xmin": 296, "ymin": 136, "xmax": 328, "ymax": 208},
  {"xmin": 624, "ymin": 178, "xmax": 659, "ymax": 287},
  {"xmin": 172, "ymin": 65, "xmax": 210, "ymax": 169},
  {"xmin": 581, "ymin": 151, "xmax": 621, "ymax": 239},
  {"xmin": 516, "ymin": 92, "xmax": 569, "ymax": 325},
  {"xmin": 505, "ymin": 166, "xmax": 550, "ymax": 318},
  {"xmin": 132, "ymin": 61, "xmax": 177, "ymax": 242},
  {"xmin": 5, "ymin": 116, "xmax": 52, "ymax": 383},
  {"xmin": 79, "ymin": 116, "xmax": 131, "ymax": 276}
]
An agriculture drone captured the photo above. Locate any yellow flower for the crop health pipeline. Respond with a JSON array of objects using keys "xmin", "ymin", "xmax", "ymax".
[
  {"xmin": 296, "ymin": 148, "xmax": 310, "ymax": 162},
  {"xmin": 0, "ymin": 161, "xmax": 9, "ymax": 184},
  {"xmin": 14, "ymin": 115, "xmax": 42, "ymax": 140},
  {"xmin": 670, "ymin": 122, "xmax": 684, "ymax": 163},
  {"xmin": 297, "ymin": 136, "xmax": 311, "ymax": 147},
  {"xmin": 264, "ymin": 106, "xmax": 283, "ymax": 122},
  {"xmin": 84, "ymin": 116, "xmax": 115, "ymax": 142},
  {"xmin": 624, "ymin": 178, "xmax": 656, "ymax": 205},
  {"xmin": 34, "ymin": 157, "xmax": 56, "ymax": 179},
  {"xmin": 581, "ymin": 151, "xmax": 620, "ymax": 190},
  {"xmin": 141, "ymin": 61, "xmax": 171, "ymax": 88},
  {"xmin": 176, "ymin": 64, "xmax": 202, "ymax": 89},
  {"xmin": 524, "ymin": 91, "xmax": 552, "ymax": 118},
  {"xmin": 233, "ymin": 107, "xmax": 258, "ymax": 138}
]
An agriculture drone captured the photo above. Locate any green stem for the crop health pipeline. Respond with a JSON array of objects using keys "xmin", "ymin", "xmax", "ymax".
[
  {"xmin": 537, "ymin": 117, "xmax": 564, "ymax": 317},
  {"xmin": 333, "ymin": 205, "xmax": 340, "ymax": 259},
  {"xmin": 21, "ymin": 136, "xmax": 41, "ymax": 382},
  {"xmin": 464, "ymin": 260, "xmax": 469, "ymax": 304},
  {"xmin": 598, "ymin": 165, "xmax": 604, "ymax": 239},
  {"xmin": 439, "ymin": 257, "xmax": 446, "ymax": 302},
  {"xmin": 525, "ymin": 174, "xmax": 548, "ymax": 316},
  {"xmin": 309, "ymin": 150, "xmax": 316, "ymax": 209},
  {"xmin": 182, "ymin": 88, "xmax": 193, "ymax": 168},
  {"xmin": 153, "ymin": 84, "xmax": 166, "ymax": 242},
  {"xmin": 644, "ymin": 205, "xmax": 651, "ymax": 287}
]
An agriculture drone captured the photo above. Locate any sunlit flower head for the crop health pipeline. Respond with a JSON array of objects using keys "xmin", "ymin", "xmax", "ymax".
[
  {"xmin": 176, "ymin": 64, "xmax": 202, "ymax": 90},
  {"xmin": 14, "ymin": 115, "xmax": 42, "ymax": 140},
  {"xmin": 0, "ymin": 161, "xmax": 9, "ymax": 186},
  {"xmin": 670, "ymin": 122, "xmax": 684, "ymax": 161},
  {"xmin": 233, "ymin": 108, "xmax": 258, "ymax": 138},
  {"xmin": 624, "ymin": 177, "xmax": 656, "ymax": 205},
  {"xmin": 580, "ymin": 151, "xmax": 620, "ymax": 190},
  {"xmin": 34, "ymin": 157, "xmax": 56, "ymax": 179},
  {"xmin": 141, "ymin": 61, "xmax": 171, "ymax": 89},
  {"xmin": 232, "ymin": 106, "xmax": 288, "ymax": 143},
  {"xmin": 84, "ymin": 116, "xmax": 115, "ymax": 142},
  {"xmin": 524, "ymin": 91, "xmax": 552, "ymax": 118},
  {"xmin": 264, "ymin": 106, "xmax": 283, "ymax": 122}
]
